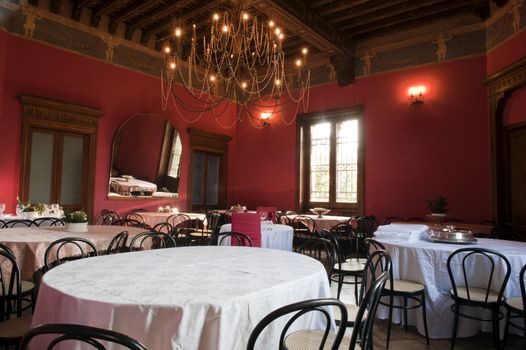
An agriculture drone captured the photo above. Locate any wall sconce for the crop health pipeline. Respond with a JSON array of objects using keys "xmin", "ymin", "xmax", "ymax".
[
  {"xmin": 260, "ymin": 112, "xmax": 272, "ymax": 127},
  {"xmin": 408, "ymin": 85, "xmax": 426, "ymax": 105}
]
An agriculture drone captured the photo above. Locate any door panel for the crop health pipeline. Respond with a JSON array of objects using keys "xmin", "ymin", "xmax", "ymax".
[
  {"xmin": 60, "ymin": 134, "xmax": 87, "ymax": 207},
  {"xmin": 191, "ymin": 152, "xmax": 205, "ymax": 206},
  {"xmin": 28, "ymin": 131, "xmax": 55, "ymax": 204},
  {"xmin": 206, "ymin": 155, "xmax": 220, "ymax": 206},
  {"xmin": 510, "ymin": 127, "xmax": 526, "ymax": 238}
]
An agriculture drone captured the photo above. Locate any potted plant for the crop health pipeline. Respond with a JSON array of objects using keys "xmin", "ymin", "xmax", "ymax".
[
  {"xmin": 425, "ymin": 195, "xmax": 448, "ymax": 216},
  {"xmin": 22, "ymin": 203, "xmax": 45, "ymax": 220},
  {"xmin": 64, "ymin": 210, "xmax": 88, "ymax": 232}
]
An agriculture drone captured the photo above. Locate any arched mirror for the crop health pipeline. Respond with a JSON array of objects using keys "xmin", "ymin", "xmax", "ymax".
[{"xmin": 108, "ymin": 113, "xmax": 182, "ymax": 199}]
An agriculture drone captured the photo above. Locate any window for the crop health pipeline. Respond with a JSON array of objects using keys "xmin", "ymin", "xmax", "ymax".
[
  {"xmin": 167, "ymin": 133, "xmax": 182, "ymax": 178},
  {"xmin": 157, "ymin": 124, "xmax": 182, "ymax": 194},
  {"xmin": 298, "ymin": 107, "xmax": 364, "ymax": 214}
]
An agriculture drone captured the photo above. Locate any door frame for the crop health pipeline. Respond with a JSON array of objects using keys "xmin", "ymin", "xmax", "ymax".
[
  {"xmin": 485, "ymin": 57, "xmax": 526, "ymax": 223},
  {"xmin": 187, "ymin": 129, "xmax": 232, "ymax": 212},
  {"xmin": 19, "ymin": 95, "xmax": 103, "ymax": 221}
]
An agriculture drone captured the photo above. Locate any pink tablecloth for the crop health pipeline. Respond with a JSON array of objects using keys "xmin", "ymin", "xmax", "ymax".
[
  {"xmin": 140, "ymin": 212, "xmax": 206, "ymax": 229},
  {"xmin": 0, "ymin": 225, "xmax": 145, "ymax": 279},
  {"xmin": 282, "ymin": 214, "xmax": 350, "ymax": 232}
]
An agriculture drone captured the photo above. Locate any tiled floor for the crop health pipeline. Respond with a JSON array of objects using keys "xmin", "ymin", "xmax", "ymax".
[{"xmin": 331, "ymin": 282, "xmax": 524, "ymax": 350}]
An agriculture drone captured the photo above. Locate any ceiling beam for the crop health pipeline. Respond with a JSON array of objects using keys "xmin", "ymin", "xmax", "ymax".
[
  {"xmin": 71, "ymin": 0, "xmax": 98, "ymax": 21},
  {"xmin": 109, "ymin": 0, "xmax": 164, "ymax": 34},
  {"xmin": 325, "ymin": 0, "xmax": 414, "ymax": 23},
  {"xmin": 49, "ymin": 0, "xmax": 61, "ymax": 14},
  {"xmin": 91, "ymin": 0, "xmax": 122, "ymax": 28}
]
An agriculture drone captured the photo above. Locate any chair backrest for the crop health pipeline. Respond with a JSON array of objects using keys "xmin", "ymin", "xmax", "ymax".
[
  {"xmin": 125, "ymin": 212, "xmax": 146, "ymax": 225},
  {"xmin": 0, "ymin": 250, "xmax": 22, "ymax": 321},
  {"xmin": 97, "ymin": 209, "xmax": 121, "ymax": 225},
  {"xmin": 105, "ymin": 231, "xmax": 129, "ymax": 254},
  {"xmin": 32, "ymin": 217, "xmax": 65, "ymax": 227},
  {"xmin": 328, "ymin": 223, "xmax": 354, "ymax": 261},
  {"xmin": 3, "ymin": 219, "xmax": 33, "ymax": 228},
  {"xmin": 231, "ymin": 212, "xmax": 261, "ymax": 247},
  {"xmin": 350, "ymin": 270, "xmax": 389, "ymax": 350},
  {"xmin": 447, "ymin": 247, "xmax": 511, "ymax": 304},
  {"xmin": 129, "ymin": 231, "xmax": 176, "ymax": 251},
  {"xmin": 355, "ymin": 215, "xmax": 378, "ymax": 238},
  {"xmin": 20, "ymin": 323, "xmax": 147, "ymax": 350},
  {"xmin": 111, "ymin": 218, "xmax": 148, "ymax": 228},
  {"xmin": 520, "ymin": 264, "xmax": 526, "ymax": 312},
  {"xmin": 44, "ymin": 237, "xmax": 98, "ymax": 271},
  {"xmin": 216, "ymin": 232, "xmax": 253, "ymax": 247},
  {"xmin": 383, "ymin": 216, "xmax": 404, "ymax": 225},
  {"xmin": 152, "ymin": 222, "xmax": 173, "ymax": 234},
  {"xmin": 166, "ymin": 214, "xmax": 192, "ymax": 227},
  {"xmin": 359, "ymin": 249, "xmax": 392, "ymax": 306},
  {"xmin": 206, "ymin": 211, "xmax": 231, "ymax": 235},
  {"xmin": 295, "ymin": 238, "xmax": 336, "ymax": 281},
  {"xmin": 0, "ymin": 242, "xmax": 15, "ymax": 256},
  {"xmin": 256, "ymin": 206, "xmax": 277, "ymax": 223},
  {"xmin": 0, "ymin": 219, "xmax": 5, "ymax": 229},
  {"xmin": 246, "ymin": 298, "xmax": 348, "ymax": 350}
]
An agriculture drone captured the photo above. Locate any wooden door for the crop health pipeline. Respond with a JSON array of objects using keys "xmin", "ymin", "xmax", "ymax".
[{"xmin": 509, "ymin": 126, "xmax": 526, "ymax": 238}]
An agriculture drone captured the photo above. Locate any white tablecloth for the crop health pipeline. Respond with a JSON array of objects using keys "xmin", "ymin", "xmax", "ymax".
[
  {"xmin": 140, "ymin": 212, "xmax": 206, "ymax": 229},
  {"xmin": 281, "ymin": 214, "xmax": 350, "ymax": 232},
  {"xmin": 0, "ymin": 225, "xmax": 145, "ymax": 279},
  {"xmin": 377, "ymin": 238, "xmax": 526, "ymax": 338},
  {"xmin": 32, "ymin": 246, "xmax": 331, "ymax": 350},
  {"xmin": 219, "ymin": 223, "xmax": 293, "ymax": 251}
]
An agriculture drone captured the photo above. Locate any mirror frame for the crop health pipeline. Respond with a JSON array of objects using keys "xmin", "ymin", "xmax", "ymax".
[{"xmin": 108, "ymin": 113, "xmax": 181, "ymax": 200}]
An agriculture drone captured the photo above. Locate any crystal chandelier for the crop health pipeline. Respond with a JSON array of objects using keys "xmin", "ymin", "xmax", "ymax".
[{"xmin": 160, "ymin": 7, "xmax": 311, "ymax": 129}]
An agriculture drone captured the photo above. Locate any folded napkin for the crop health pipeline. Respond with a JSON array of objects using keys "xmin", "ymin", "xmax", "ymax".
[{"xmin": 374, "ymin": 224, "xmax": 429, "ymax": 243}]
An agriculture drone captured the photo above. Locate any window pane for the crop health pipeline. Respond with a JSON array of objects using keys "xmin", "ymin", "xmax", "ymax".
[
  {"xmin": 336, "ymin": 120, "xmax": 359, "ymax": 203},
  {"xmin": 167, "ymin": 133, "xmax": 182, "ymax": 178},
  {"xmin": 206, "ymin": 155, "xmax": 220, "ymax": 205},
  {"xmin": 191, "ymin": 152, "xmax": 205, "ymax": 205},
  {"xmin": 310, "ymin": 123, "xmax": 331, "ymax": 202},
  {"xmin": 29, "ymin": 132, "xmax": 54, "ymax": 203},
  {"xmin": 60, "ymin": 135, "xmax": 84, "ymax": 205}
]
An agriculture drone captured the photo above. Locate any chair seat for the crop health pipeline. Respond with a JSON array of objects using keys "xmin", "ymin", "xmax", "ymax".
[
  {"xmin": 189, "ymin": 231, "xmax": 211, "ymax": 237},
  {"xmin": 284, "ymin": 329, "xmax": 353, "ymax": 350},
  {"xmin": 505, "ymin": 296, "xmax": 524, "ymax": 312},
  {"xmin": 0, "ymin": 314, "xmax": 33, "ymax": 340},
  {"xmin": 386, "ymin": 279, "xmax": 425, "ymax": 293},
  {"xmin": 334, "ymin": 260, "xmax": 365, "ymax": 272},
  {"xmin": 0, "ymin": 280, "xmax": 35, "ymax": 296},
  {"xmin": 450, "ymin": 287, "xmax": 501, "ymax": 303},
  {"xmin": 333, "ymin": 303, "xmax": 368, "ymax": 324},
  {"xmin": 345, "ymin": 257, "xmax": 368, "ymax": 264}
]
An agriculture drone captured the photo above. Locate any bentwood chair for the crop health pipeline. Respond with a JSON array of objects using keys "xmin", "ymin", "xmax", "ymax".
[
  {"xmin": 44, "ymin": 237, "xmax": 98, "ymax": 272},
  {"xmin": 504, "ymin": 264, "xmax": 526, "ymax": 350},
  {"xmin": 112, "ymin": 218, "xmax": 148, "ymax": 229},
  {"xmin": 129, "ymin": 231, "xmax": 176, "ymax": 251},
  {"xmin": 290, "ymin": 215, "xmax": 316, "ymax": 248},
  {"xmin": 368, "ymin": 239, "xmax": 430, "ymax": 349},
  {"xmin": 32, "ymin": 217, "xmax": 64, "ymax": 227},
  {"xmin": 295, "ymin": 238, "xmax": 336, "ymax": 281},
  {"xmin": 215, "ymin": 232, "xmax": 253, "ymax": 247},
  {"xmin": 0, "ymin": 250, "xmax": 33, "ymax": 348},
  {"xmin": 20, "ymin": 323, "xmax": 147, "ymax": 350},
  {"xmin": 125, "ymin": 212, "xmax": 149, "ymax": 228},
  {"xmin": 3, "ymin": 220, "xmax": 33, "ymax": 228},
  {"xmin": 105, "ymin": 230, "xmax": 129, "ymax": 254},
  {"xmin": 0, "ymin": 243, "xmax": 36, "ymax": 313},
  {"xmin": 246, "ymin": 298, "xmax": 349, "ymax": 350},
  {"xmin": 96, "ymin": 209, "xmax": 121, "ymax": 225},
  {"xmin": 447, "ymin": 247, "xmax": 511, "ymax": 350}
]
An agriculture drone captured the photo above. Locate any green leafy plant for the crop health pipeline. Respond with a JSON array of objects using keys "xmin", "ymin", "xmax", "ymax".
[
  {"xmin": 64, "ymin": 210, "xmax": 88, "ymax": 223},
  {"xmin": 426, "ymin": 195, "xmax": 448, "ymax": 214},
  {"xmin": 22, "ymin": 203, "xmax": 45, "ymax": 214}
]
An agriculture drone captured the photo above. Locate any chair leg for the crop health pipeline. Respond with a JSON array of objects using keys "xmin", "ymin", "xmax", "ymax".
[
  {"xmin": 421, "ymin": 291, "xmax": 430, "ymax": 345},
  {"xmin": 386, "ymin": 294, "xmax": 394, "ymax": 349},
  {"xmin": 403, "ymin": 296, "xmax": 408, "ymax": 332},
  {"xmin": 451, "ymin": 303, "xmax": 460, "ymax": 350},
  {"xmin": 492, "ymin": 307, "xmax": 500, "ymax": 349},
  {"xmin": 337, "ymin": 273, "xmax": 343, "ymax": 299}
]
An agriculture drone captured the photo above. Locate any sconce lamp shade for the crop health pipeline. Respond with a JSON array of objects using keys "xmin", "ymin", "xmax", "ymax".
[{"xmin": 408, "ymin": 85, "xmax": 426, "ymax": 105}]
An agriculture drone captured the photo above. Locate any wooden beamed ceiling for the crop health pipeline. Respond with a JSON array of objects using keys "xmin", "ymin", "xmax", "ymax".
[{"xmin": 27, "ymin": 0, "xmax": 509, "ymax": 85}]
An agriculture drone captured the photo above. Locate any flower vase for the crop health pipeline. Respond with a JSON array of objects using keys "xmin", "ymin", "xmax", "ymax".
[{"xmin": 65, "ymin": 222, "xmax": 88, "ymax": 233}]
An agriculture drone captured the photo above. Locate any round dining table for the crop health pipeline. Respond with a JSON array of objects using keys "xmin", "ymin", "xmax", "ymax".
[
  {"xmin": 281, "ymin": 214, "xmax": 350, "ymax": 232},
  {"xmin": 0, "ymin": 225, "xmax": 145, "ymax": 280},
  {"xmin": 31, "ymin": 246, "xmax": 331, "ymax": 350},
  {"xmin": 140, "ymin": 211, "xmax": 206, "ymax": 229},
  {"xmin": 377, "ymin": 237, "xmax": 526, "ymax": 338},
  {"xmin": 219, "ymin": 223, "xmax": 293, "ymax": 251}
]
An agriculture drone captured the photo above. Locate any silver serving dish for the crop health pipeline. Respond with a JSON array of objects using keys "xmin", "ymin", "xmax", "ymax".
[{"xmin": 428, "ymin": 228, "xmax": 477, "ymax": 244}]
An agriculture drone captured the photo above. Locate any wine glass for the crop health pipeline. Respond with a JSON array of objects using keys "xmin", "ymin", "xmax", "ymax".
[
  {"xmin": 259, "ymin": 211, "xmax": 268, "ymax": 221},
  {"xmin": 0, "ymin": 203, "xmax": 5, "ymax": 217}
]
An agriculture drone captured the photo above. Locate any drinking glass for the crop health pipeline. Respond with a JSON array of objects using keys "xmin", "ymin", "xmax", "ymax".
[{"xmin": 0, "ymin": 203, "xmax": 5, "ymax": 217}]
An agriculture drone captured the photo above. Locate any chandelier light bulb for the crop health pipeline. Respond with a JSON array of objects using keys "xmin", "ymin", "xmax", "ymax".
[
  {"xmin": 213, "ymin": 13, "xmax": 219, "ymax": 21},
  {"xmin": 241, "ymin": 82, "xmax": 247, "ymax": 89},
  {"xmin": 175, "ymin": 28, "xmax": 182, "ymax": 37},
  {"xmin": 275, "ymin": 28, "xmax": 281, "ymax": 35},
  {"xmin": 209, "ymin": 75, "xmax": 216, "ymax": 82},
  {"xmin": 275, "ymin": 79, "xmax": 281, "ymax": 86},
  {"xmin": 222, "ymin": 25, "xmax": 229, "ymax": 33},
  {"xmin": 296, "ymin": 59, "xmax": 302, "ymax": 66},
  {"xmin": 302, "ymin": 47, "xmax": 308, "ymax": 55},
  {"xmin": 242, "ymin": 13, "xmax": 249, "ymax": 20},
  {"xmin": 164, "ymin": 46, "xmax": 171, "ymax": 54},
  {"xmin": 170, "ymin": 62, "xmax": 176, "ymax": 69},
  {"xmin": 269, "ymin": 20, "xmax": 275, "ymax": 27},
  {"xmin": 279, "ymin": 33, "xmax": 284, "ymax": 40}
]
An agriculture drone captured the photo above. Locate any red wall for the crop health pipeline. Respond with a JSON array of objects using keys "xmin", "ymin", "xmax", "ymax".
[
  {"xmin": 503, "ymin": 85, "xmax": 526, "ymax": 126},
  {"xmin": 0, "ymin": 35, "xmax": 236, "ymax": 217},
  {"xmin": 487, "ymin": 29, "xmax": 526, "ymax": 76},
  {"xmin": 229, "ymin": 56, "xmax": 493, "ymax": 223}
]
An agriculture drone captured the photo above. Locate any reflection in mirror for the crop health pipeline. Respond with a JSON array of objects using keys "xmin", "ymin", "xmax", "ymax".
[{"xmin": 108, "ymin": 113, "xmax": 182, "ymax": 199}]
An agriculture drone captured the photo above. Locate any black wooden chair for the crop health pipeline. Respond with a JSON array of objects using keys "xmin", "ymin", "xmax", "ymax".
[
  {"xmin": 290, "ymin": 215, "xmax": 316, "ymax": 247},
  {"xmin": 32, "ymin": 217, "xmax": 64, "ymax": 227},
  {"xmin": 295, "ymin": 237, "xmax": 336, "ymax": 281},
  {"xmin": 0, "ymin": 243, "xmax": 36, "ymax": 313},
  {"xmin": 3, "ymin": 220, "xmax": 33, "ymax": 228},
  {"xmin": 368, "ymin": 238, "xmax": 430, "ymax": 349},
  {"xmin": 105, "ymin": 230, "xmax": 129, "ymax": 254},
  {"xmin": 382, "ymin": 216, "xmax": 404, "ymax": 225},
  {"xmin": 96, "ymin": 209, "xmax": 121, "ymax": 225},
  {"xmin": 246, "ymin": 298, "xmax": 349, "ymax": 350},
  {"xmin": 44, "ymin": 237, "xmax": 98, "ymax": 272},
  {"xmin": 447, "ymin": 247, "xmax": 511, "ymax": 350},
  {"xmin": 129, "ymin": 231, "xmax": 176, "ymax": 251},
  {"xmin": 20, "ymin": 323, "xmax": 147, "ymax": 350},
  {"xmin": 111, "ymin": 218, "xmax": 148, "ymax": 229},
  {"xmin": 152, "ymin": 222, "xmax": 173, "ymax": 234},
  {"xmin": 504, "ymin": 264, "xmax": 526, "ymax": 350},
  {"xmin": 215, "ymin": 231, "xmax": 253, "ymax": 247},
  {"xmin": 0, "ymin": 250, "xmax": 33, "ymax": 348},
  {"xmin": 125, "ymin": 211, "xmax": 150, "ymax": 228}
]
